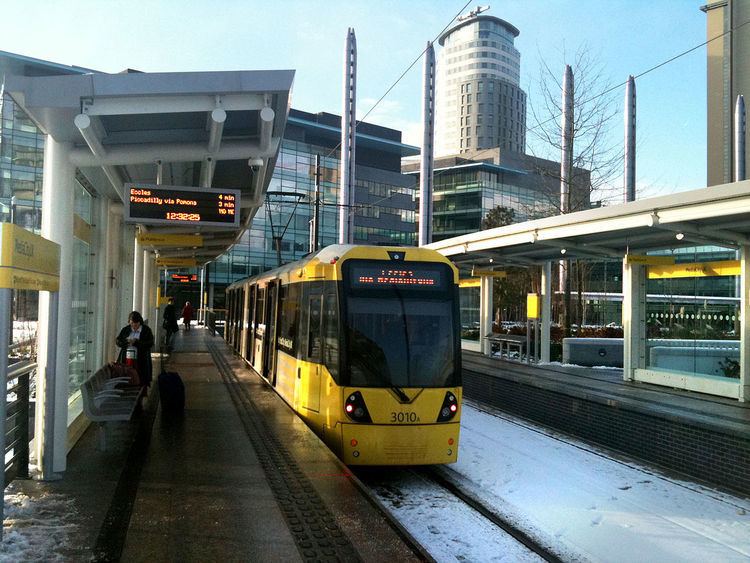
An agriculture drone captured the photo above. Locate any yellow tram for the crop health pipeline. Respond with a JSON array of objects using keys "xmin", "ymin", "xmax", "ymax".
[{"xmin": 225, "ymin": 245, "xmax": 462, "ymax": 465}]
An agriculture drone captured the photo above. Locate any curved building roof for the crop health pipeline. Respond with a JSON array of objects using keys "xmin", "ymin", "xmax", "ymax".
[{"xmin": 438, "ymin": 15, "xmax": 520, "ymax": 46}]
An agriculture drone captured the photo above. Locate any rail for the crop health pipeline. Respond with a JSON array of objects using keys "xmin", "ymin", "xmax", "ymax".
[
  {"xmin": 205, "ymin": 309, "xmax": 226, "ymax": 337},
  {"xmin": 485, "ymin": 333, "xmax": 527, "ymax": 361},
  {"xmin": 5, "ymin": 360, "xmax": 34, "ymax": 485}
]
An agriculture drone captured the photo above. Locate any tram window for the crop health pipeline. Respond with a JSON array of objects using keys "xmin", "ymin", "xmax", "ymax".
[
  {"xmin": 323, "ymin": 285, "xmax": 339, "ymax": 379},
  {"xmin": 308, "ymin": 295, "xmax": 322, "ymax": 361},
  {"xmin": 249, "ymin": 285, "xmax": 257, "ymax": 331},
  {"xmin": 255, "ymin": 288, "xmax": 266, "ymax": 330},
  {"xmin": 279, "ymin": 284, "xmax": 300, "ymax": 354}
]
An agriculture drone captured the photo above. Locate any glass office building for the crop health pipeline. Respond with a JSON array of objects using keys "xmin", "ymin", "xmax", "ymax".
[
  {"xmin": 208, "ymin": 109, "xmax": 419, "ymax": 296},
  {"xmin": 404, "ymin": 149, "xmax": 591, "ymax": 242}
]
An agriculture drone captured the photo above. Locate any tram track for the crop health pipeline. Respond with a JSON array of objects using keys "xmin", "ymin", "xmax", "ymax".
[
  {"xmin": 424, "ymin": 466, "xmax": 564, "ymax": 562},
  {"xmin": 358, "ymin": 465, "xmax": 564, "ymax": 562}
]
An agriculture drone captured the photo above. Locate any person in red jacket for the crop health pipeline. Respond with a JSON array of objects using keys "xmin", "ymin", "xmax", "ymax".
[{"xmin": 182, "ymin": 301, "xmax": 194, "ymax": 331}]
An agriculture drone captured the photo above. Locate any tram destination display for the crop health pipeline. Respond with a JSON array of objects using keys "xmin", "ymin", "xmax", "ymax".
[
  {"xmin": 347, "ymin": 261, "xmax": 445, "ymax": 290},
  {"xmin": 124, "ymin": 183, "xmax": 241, "ymax": 227}
]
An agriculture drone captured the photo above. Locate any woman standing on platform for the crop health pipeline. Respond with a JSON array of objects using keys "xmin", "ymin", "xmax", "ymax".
[
  {"xmin": 116, "ymin": 311, "xmax": 154, "ymax": 388},
  {"xmin": 182, "ymin": 301, "xmax": 194, "ymax": 331}
]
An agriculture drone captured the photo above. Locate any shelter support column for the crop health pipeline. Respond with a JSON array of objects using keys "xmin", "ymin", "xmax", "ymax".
[
  {"xmin": 540, "ymin": 261, "xmax": 552, "ymax": 363},
  {"xmin": 132, "ymin": 233, "xmax": 143, "ymax": 312},
  {"xmin": 92, "ymin": 197, "xmax": 109, "ymax": 369},
  {"xmin": 740, "ymin": 246, "xmax": 750, "ymax": 402},
  {"xmin": 141, "ymin": 249, "xmax": 152, "ymax": 321},
  {"xmin": 622, "ymin": 259, "xmax": 646, "ymax": 382},
  {"xmin": 36, "ymin": 137, "xmax": 75, "ymax": 475},
  {"xmin": 480, "ymin": 275, "xmax": 493, "ymax": 356}
]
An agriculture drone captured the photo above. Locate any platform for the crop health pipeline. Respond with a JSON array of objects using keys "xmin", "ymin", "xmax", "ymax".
[
  {"xmin": 6, "ymin": 327, "xmax": 423, "ymax": 561},
  {"xmin": 462, "ymin": 351, "xmax": 750, "ymax": 496}
]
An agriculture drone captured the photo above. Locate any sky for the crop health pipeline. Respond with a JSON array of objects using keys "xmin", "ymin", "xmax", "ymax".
[
  {"xmin": 0, "ymin": 1, "xmax": 710, "ymax": 197},
  {"xmin": 372, "ymin": 400, "xmax": 750, "ymax": 562}
]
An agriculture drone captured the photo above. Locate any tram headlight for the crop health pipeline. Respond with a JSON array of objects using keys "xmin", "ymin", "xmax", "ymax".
[
  {"xmin": 436, "ymin": 391, "xmax": 459, "ymax": 422},
  {"xmin": 344, "ymin": 391, "xmax": 372, "ymax": 423}
]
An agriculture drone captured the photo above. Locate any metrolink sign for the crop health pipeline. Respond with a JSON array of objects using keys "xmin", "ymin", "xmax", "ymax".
[{"xmin": 0, "ymin": 224, "xmax": 60, "ymax": 291}]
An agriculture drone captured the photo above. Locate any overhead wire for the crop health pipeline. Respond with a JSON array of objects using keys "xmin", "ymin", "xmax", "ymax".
[
  {"xmin": 324, "ymin": 16, "xmax": 744, "ymax": 217},
  {"xmin": 309, "ymin": 12, "xmax": 750, "ymax": 230}
]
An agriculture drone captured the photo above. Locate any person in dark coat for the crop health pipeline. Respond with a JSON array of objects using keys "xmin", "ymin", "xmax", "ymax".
[
  {"xmin": 182, "ymin": 301, "xmax": 194, "ymax": 331},
  {"xmin": 162, "ymin": 297, "xmax": 179, "ymax": 351},
  {"xmin": 116, "ymin": 311, "xmax": 154, "ymax": 388}
]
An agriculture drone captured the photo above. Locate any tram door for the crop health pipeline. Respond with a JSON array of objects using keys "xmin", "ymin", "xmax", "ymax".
[
  {"xmin": 253, "ymin": 287, "xmax": 266, "ymax": 375},
  {"xmin": 235, "ymin": 288, "xmax": 244, "ymax": 350},
  {"xmin": 263, "ymin": 280, "xmax": 280, "ymax": 385},
  {"xmin": 246, "ymin": 285, "xmax": 256, "ymax": 365},
  {"xmin": 303, "ymin": 285, "xmax": 323, "ymax": 412}
]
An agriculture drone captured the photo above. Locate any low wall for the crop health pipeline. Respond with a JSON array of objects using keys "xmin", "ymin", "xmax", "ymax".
[
  {"xmin": 562, "ymin": 338, "xmax": 623, "ymax": 367},
  {"xmin": 563, "ymin": 337, "xmax": 740, "ymax": 371}
]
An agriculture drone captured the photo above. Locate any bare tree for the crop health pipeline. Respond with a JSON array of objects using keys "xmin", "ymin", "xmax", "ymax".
[
  {"xmin": 523, "ymin": 47, "xmax": 625, "ymax": 335},
  {"xmin": 526, "ymin": 46, "xmax": 624, "ymax": 212}
]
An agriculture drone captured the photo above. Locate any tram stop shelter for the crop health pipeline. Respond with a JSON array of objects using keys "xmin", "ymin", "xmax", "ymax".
[
  {"xmin": 3, "ymin": 67, "xmax": 294, "ymax": 477},
  {"xmin": 426, "ymin": 179, "xmax": 750, "ymax": 403}
]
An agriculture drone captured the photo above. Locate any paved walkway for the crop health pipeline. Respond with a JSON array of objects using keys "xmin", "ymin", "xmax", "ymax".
[{"xmin": 4, "ymin": 326, "xmax": 421, "ymax": 561}]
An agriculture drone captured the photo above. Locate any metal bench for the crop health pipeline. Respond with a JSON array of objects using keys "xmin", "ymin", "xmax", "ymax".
[
  {"xmin": 486, "ymin": 333, "xmax": 527, "ymax": 360},
  {"xmin": 80, "ymin": 365, "xmax": 143, "ymax": 450}
]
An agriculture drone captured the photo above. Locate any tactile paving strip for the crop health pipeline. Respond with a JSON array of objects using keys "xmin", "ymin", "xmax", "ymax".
[{"xmin": 207, "ymin": 342, "xmax": 362, "ymax": 562}]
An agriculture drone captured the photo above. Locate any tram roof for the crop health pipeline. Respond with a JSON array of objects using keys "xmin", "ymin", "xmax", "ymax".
[
  {"xmin": 4, "ymin": 68, "xmax": 294, "ymax": 265},
  {"xmin": 426, "ymin": 180, "xmax": 750, "ymax": 268}
]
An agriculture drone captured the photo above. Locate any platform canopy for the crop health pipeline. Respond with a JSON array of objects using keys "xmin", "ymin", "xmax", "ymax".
[
  {"xmin": 5, "ymin": 68, "xmax": 294, "ymax": 264},
  {"xmin": 427, "ymin": 180, "xmax": 750, "ymax": 268}
]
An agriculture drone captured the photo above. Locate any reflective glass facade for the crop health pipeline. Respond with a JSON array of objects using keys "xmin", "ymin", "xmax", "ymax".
[
  {"xmin": 209, "ymin": 110, "xmax": 418, "ymax": 292},
  {"xmin": 405, "ymin": 152, "xmax": 588, "ymax": 242},
  {"xmin": 1, "ymin": 96, "xmax": 44, "ymax": 230}
]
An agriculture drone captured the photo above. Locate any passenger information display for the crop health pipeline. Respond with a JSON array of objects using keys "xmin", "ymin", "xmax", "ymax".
[
  {"xmin": 124, "ymin": 183, "xmax": 241, "ymax": 227},
  {"xmin": 347, "ymin": 262, "xmax": 445, "ymax": 290}
]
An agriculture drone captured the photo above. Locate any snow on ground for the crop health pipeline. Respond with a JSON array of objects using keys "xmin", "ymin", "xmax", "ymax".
[
  {"xmin": 0, "ymin": 491, "xmax": 79, "ymax": 562},
  {"xmin": 370, "ymin": 468, "xmax": 545, "ymax": 562},
  {"xmin": 449, "ymin": 401, "xmax": 750, "ymax": 562}
]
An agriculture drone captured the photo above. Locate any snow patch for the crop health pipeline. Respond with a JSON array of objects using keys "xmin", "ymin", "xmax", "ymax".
[{"xmin": 1, "ymin": 492, "xmax": 80, "ymax": 562}]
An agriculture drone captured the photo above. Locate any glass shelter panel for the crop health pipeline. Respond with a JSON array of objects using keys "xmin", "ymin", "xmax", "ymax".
[{"xmin": 644, "ymin": 251, "xmax": 739, "ymax": 381}]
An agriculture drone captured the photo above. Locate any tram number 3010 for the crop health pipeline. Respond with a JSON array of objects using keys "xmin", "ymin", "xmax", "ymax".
[{"xmin": 391, "ymin": 412, "xmax": 420, "ymax": 423}]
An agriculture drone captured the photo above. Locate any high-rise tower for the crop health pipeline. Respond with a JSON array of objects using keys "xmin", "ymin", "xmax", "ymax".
[
  {"xmin": 434, "ymin": 11, "xmax": 527, "ymax": 156},
  {"xmin": 702, "ymin": 0, "xmax": 750, "ymax": 186}
]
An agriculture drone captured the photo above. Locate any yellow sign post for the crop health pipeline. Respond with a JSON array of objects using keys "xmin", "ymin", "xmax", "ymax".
[
  {"xmin": 0, "ymin": 223, "xmax": 60, "ymax": 291},
  {"xmin": 0, "ymin": 223, "xmax": 61, "ymax": 498},
  {"xmin": 624, "ymin": 254, "xmax": 676, "ymax": 266},
  {"xmin": 527, "ymin": 293, "xmax": 540, "ymax": 319},
  {"xmin": 156, "ymin": 257, "xmax": 198, "ymax": 268},
  {"xmin": 137, "ymin": 233, "xmax": 203, "ymax": 247},
  {"xmin": 458, "ymin": 278, "xmax": 481, "ymax": 288},
  {"xmin": 648, "ymin": 260, "xmax": 740, "ymax": 279},
  {"xmin": 471, "ymin": 268, "xmax": 507, "ymax": 278}
]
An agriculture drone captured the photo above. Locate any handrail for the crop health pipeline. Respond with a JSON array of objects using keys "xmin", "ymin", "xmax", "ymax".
[{"xmin": 4, "ymin": 360, "xmax": 34, "ymax": 485}]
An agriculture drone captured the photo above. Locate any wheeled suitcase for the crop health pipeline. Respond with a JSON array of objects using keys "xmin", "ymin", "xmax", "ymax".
[{"xmin": 158, "ymin": 370, "xmax": 185, "ymax": 413}]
